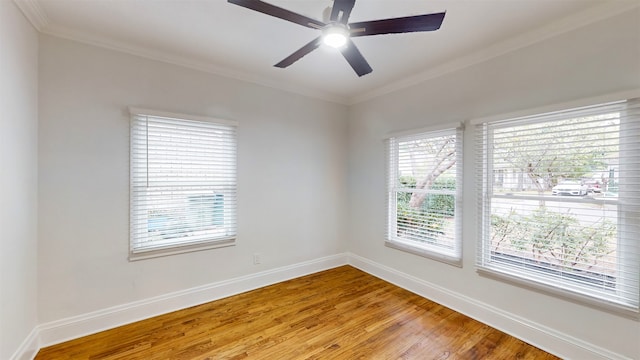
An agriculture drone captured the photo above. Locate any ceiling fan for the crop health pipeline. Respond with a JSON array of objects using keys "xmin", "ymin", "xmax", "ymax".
[{"xmin": 228, "ymin": 0, "xmax": 446, "ymax": 77}]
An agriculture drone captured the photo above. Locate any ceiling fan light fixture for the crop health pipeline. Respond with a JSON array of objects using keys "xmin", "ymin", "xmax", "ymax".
[
  {"xmin": 322, "ymin": 25, "xmax": 349, "ymax": 48},
  {"xmin": 228, "ymin": 0, "xmax": 446, "ymax": 77}
]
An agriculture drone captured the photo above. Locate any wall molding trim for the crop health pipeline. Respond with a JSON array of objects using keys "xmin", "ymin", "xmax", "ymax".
[
  {"xmin": 16, "ymin": 253, "xmax": 348, "ymax": 359},
  {"xmin": 11, "ymin": 252, "xmax": 632, "ymax": 359},
  {"xmin": 12, "ymin": 0, "xmax": 48, "ymax": 31},
  {"xmin": 9, "ymin": 327, "xmax": 39, "ymax": 360},
  {"xmin": 347, "ymin": 253, "xmax": 632, "ymax": 360},
  {"xmin": 350, "ymin": 0, "xmax": 640, "ymax": 104},
  {"xmin": 38, "ymin": 24, "xmax": 347, "ymax": 105},
  {"xmin": 13, "ymin": 0, "xmax": 638, "ymax": 106}
]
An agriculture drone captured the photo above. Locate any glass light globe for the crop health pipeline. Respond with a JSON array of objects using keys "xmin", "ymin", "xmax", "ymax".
[{"xmin": 322, "ymin": 26, "xmax": 349, "ymax": 48}]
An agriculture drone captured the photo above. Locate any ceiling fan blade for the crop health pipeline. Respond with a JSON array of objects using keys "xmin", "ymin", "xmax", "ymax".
[
  {"xmin": 330, "ymin": 0, "xmax": 356, "ymax": 24},
  {"xmin": 349, "ymin": 12, "xmax": 446, "ymax": 37},
  {"xmin": 228, "ymin": 0, "xmax": 325, "ymax": 29},
  {"xmin": 340, "ymin": 39, "xmax": 372, "ymax": 77},
  {"xmin": 274, "ymin": 37, "xmax": 322, "ymax": 68}
]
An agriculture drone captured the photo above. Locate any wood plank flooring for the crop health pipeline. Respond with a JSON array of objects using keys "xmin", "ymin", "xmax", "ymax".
[{"xmin": 35, "ymin": 266, "xmax": 559, "ymax": 359}]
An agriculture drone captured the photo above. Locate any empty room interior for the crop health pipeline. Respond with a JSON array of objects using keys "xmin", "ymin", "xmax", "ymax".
[{"xmin": 2, "ymin": 0, "xmax": 640, "ymax": 359}]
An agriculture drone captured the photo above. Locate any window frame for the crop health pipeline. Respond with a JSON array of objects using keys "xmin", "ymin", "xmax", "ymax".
[
  {"xmin": 385, "ymin": 124, "xmax": 464, "ymax": 266},
  {"xmin": 129, "ymin": 108, "xmax": 238, "ymax": 261},
  {"xmin": 473, "ymin": 93, "xmax": 640, "ymax": 317}
]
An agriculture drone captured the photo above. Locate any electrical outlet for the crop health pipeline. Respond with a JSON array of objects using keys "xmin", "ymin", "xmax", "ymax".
[{"xmin": 253, "ymin": 253, "xmax": 261, "ymax": 265}]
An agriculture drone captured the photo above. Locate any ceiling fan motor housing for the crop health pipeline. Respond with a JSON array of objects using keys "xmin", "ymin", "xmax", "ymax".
[{"xmin": 322, "ymin": 5, "xmax": 332, "ymax": 23}]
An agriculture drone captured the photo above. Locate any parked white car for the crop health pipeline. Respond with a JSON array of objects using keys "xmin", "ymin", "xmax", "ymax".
[{"xmin": 552, "ymin": 181, "xmax": 588, "ymax": 196}]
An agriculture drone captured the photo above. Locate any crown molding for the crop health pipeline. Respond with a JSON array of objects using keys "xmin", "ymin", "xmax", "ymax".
[
  {"xmin": 16, "ymin": 0, "xmax": 639, "ymax": 106},
  {"xmin": 348, "ymin": 0, "xmax": 640, "ymax": 105},
  {"xmin": 13, "ymin": 0, "xmax": 48, "ymax": 32},
  {"xmin": 40, "ymin": 24, "xmax": 348, "ymax": 105}
]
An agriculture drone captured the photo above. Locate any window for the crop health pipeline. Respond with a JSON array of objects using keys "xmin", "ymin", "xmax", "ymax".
[
  {"xmin": 130, "ymin": 108, "xmax": 237, "ymax": 260},
  {"xmin": 386, "ymin": 126, "xmax": 463, "ymax": 265},
  {"xmin": 476, "ymin": 98, "xmax": 640, "ymax": 313}
]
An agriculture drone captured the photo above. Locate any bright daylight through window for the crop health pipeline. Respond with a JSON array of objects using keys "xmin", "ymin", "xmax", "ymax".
[
  {"xmin": 387, "ymin": 126, "xmax": 463, "ymax": 265},
  {"xmin": 130, "ymin": 109, "xmax": 237, "ymax": 259},
  {"xmin": 476, "ymin": 98, "xmax": 640, "ymax": 313}
]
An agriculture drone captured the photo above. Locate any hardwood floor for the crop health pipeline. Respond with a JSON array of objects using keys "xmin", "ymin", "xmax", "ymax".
[{"xmin": 35, "ymin": 266, "xmax": 559, "ymax": 359}]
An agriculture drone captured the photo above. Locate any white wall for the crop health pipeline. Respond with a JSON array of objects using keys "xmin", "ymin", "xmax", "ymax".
[
  {"xmin": 37, "ymin": 35, "xmax": 349, "ymax": 323},
  {"xmin": 0, "ymin": 2, "xmax": 39, "ymax": 359},
  {"xmin": 347, "ymin": 9, "xmax": 640, "ymax": 360},
  {"xmin": 22, "ymin": 4, "xmax": 640, "ymax": 359}
]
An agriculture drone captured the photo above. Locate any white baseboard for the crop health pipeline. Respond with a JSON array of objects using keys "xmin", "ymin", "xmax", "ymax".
[
  {"xmin": 347, "ymin": 253, "xmax": 631, "ymax": 360},
  {"xmin": 11, "ymin": 252, "xmax": 629, "ymax": 360},
  {"xmin": 35, "ymin": 253, "xmax": 348, "ymax": 350},
  {"xmin": 9, "ymin": 327, "xmax": 39, "ymax": 360}
]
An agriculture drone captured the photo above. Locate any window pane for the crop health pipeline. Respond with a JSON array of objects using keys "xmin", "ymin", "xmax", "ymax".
[
  {"xmin": 491, "ymin": 113, "xmax": 619, "ymax": 197},
  {"xmin": 397, "ymin": 133, "xmax": 457, "ymax": 190},
  {"xmin": 387, "ymin": 127, "xmax": 462, "ymax": 264},
  {"xmin": 396, "ymin": 191, "xmax": 456, "ymax": 249},
  {"xmin": 477, "ymin": 98, "xmax": 640, "ymax": 311},
  {"xmin": 130, "ymin": 112, "xmax": 237, "ymax": 256},
  {"xmin": 490, "ymin": 198, "xmax": 617, "ymax": 288}
]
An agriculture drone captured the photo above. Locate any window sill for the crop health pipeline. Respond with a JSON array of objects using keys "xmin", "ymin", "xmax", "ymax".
[
  {"xmin": 129, "ymin": 238, "xmax": 236, "ymax": 261},
  {"xmin": 385, "ymin": 240, "xmax": 462, "ymax": 267},
  {"xmin": 476, "ymin": 265, "xmax": 640, "ymax": 320}
]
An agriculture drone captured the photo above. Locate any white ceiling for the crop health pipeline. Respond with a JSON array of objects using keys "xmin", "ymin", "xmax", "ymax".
[{"xmin": 18, "ymin": 0, "xmax": 639, "ymax": 103}]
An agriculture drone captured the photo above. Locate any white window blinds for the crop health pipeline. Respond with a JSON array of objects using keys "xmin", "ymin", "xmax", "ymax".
[
  {"xmin": 476, "ymin": 98, "xmax": 640, "ymax": 313},
  {"xmin": 387, "ymin": 127, "xmax": 463, "ymax": 265},
  {"xmin": 130, "ymin": 109, "xmax": 237, "ymax": 258}
]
